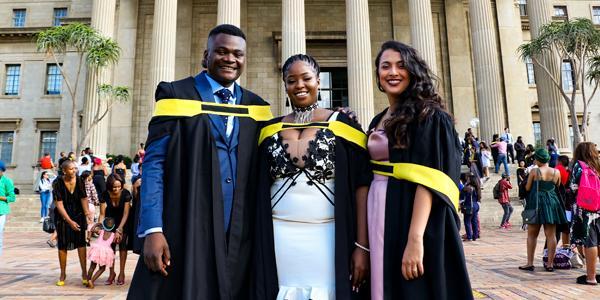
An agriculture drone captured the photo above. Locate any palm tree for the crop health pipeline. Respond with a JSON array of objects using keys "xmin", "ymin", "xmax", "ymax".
[
  {"xmin": 36, "ymin": 23, "xmax": 122, "ymax": 152},
  {"xmin": 519, "ymin": 18, "xmax": 600, "ymax": 150}
]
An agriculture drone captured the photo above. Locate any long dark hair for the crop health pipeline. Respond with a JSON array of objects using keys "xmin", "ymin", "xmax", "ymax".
[
  {"xmin": 573, "ymin": 142, "xmax": 600, "ymax": 174},
  {"xmin": 375, "ymin": 41, "xmax": 446, "ymax": 149}
]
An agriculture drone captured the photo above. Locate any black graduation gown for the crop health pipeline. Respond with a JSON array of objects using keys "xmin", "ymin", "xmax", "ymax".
[
  {"xmin": 368, "ymin": 109, "xmax": 473, "ymax": 300},
  {"xmin": 252, "ymin": 113, "xmax": 372, "ymax": 300},
  {"xmin": 128, "ymin": 77, "xmax": 268, "ymax": 300}
]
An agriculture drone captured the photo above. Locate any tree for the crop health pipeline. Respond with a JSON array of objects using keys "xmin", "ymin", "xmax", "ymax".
[
  {"xmin": 36, "ymin": 23, "xmax": 121, "ymax": 152},
  {"xmin": 78, "ymin": 84, "xmax": 130, "ymax": 151},
  {"xmin": 519, "ymin": 18, "xmax": 600, "ymax": 150}
]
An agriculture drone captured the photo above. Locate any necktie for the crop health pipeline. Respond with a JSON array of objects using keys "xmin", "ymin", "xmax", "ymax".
[{"xmin": 215, "ymin": 88, "xmax": 233, "ymax": 131}]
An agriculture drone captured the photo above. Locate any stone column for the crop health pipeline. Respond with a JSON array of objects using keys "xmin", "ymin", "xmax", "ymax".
[
  {"xmin": 281, "ymin": 0, "xmax": 306, "ymax": 114},
  {"xmin": 82, "ymin": 0, "xmax": 116, "ymax": 156},
  {"xmin": 527, "ymin": 0, "xmax": 570, "ymax": 150},
  {"xmin": 217, "ymin": 0, "xmax": 241, "ymax": 27},
  {"xmin": 408, "ymin": 0, "xmax": 437, "ymax": 75},
  {"xmin": 149, "ymin": 0, "xmax": 177, "ymax": 113},
  {"xmin": 468, "ymin": 0, "xmax": 505, "ymax": 143},
  {"xmin": 346, "ymin": 0, "xmax": 374, "ymax": 127}
]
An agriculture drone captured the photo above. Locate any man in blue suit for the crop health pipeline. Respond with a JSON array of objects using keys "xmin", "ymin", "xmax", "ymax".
[{"xmin": 129, "ymin": 24, "xmax": 270, "ymax": 299}]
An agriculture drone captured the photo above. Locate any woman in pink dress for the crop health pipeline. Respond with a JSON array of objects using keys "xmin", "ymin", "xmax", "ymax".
[
  {"xmin": 86, "ymin": 217, "xmax": 116, "ymax": 289},
  {"xmin": 366, "ymin": 41, "xmax": 472, "ymax": 299}
]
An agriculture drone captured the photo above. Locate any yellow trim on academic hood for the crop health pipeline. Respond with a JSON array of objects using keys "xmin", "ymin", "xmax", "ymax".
[
  {"xmin": 370, "ymin": 160, "xmax": 459, "ymax": 211},
  {"xmin": 153, "ymin": 98, "xmax": 273, "ymax": 121},
  {"xmin": 258, "ymin": 121, "xmax": 367, "ymax": 149}
]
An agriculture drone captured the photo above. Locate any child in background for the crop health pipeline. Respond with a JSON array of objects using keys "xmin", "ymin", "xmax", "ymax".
[
  {"xmin": 86, "ymin": 217, "xmax": 116, "ymax": 289},
  {"xmin": 81, "ymin": 171, "xmax": 99, "ymax": 243},
  {"xmin": 498, "ymin": 174, "xmax": 514, "ymax": 229},
  {"xmin": 461, "ymin": 175, "xmax": 481, "ymax": 241}
]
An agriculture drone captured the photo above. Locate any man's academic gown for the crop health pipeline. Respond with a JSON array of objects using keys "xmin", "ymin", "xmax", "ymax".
[
  {"xmin": 368, "ymin": 109, "xmax": 473, "ymax": 300},
  {"xmin": 128, "ymin": 76, "xmax": 268, "ymax": 300}
]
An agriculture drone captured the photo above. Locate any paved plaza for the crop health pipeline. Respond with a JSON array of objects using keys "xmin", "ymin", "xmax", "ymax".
[{"xmin": 1, "ymin": 227, "xmax": 599, "ymax": 299}]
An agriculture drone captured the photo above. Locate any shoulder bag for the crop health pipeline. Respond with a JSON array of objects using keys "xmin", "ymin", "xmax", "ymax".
[{"xmin": 522, "ymin": 169, "xmax": 540, "ymax": 224}]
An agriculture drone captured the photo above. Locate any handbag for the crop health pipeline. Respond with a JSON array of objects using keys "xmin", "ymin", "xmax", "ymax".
[
  {"xmin": 42, "ymin": 216, "xmax": 55, "ymax": 234},
  {"xmin": 521, "ymin": 169, "xmax": 540, "ymax": 224},
  {"xmin": 570, "ymin": 251, "xmax": 585, "ymax": 269},
  {"xmin": 542, "ymin": 247, "xmax": 573, "ymax": 269}
]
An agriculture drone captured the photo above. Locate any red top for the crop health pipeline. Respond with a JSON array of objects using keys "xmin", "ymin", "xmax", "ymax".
[
  {"xmin": 555, "ymin": 164, "xmax": 569, "ymax": 186},
  {"xmin": 498, "ymin": 179, "xmax": 512, "ymax": 204},
  {"xmin": 39, "ymin": 156, "xmax": 53, "ymax": 169}
]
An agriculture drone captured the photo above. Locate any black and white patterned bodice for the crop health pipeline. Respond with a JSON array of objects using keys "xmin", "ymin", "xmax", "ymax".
[{"xmin": 265, "ymin": 128, "xmax": 336, "ymax": 184}]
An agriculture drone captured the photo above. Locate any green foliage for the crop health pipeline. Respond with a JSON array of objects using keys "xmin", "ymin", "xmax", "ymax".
[
  {"xmin": 97, "ymin": 84, "xmax": 130, "ymax": 103},
  {"xmin": 106, "ymin": 153, "xmax": 132, "ymax": 169},
  {"xmin": 36, "ymin": 23, "xmax": 121, "ymax": 71}
]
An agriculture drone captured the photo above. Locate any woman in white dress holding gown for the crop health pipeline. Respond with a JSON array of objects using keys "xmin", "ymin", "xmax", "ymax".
[{"xmin": 253, "ymin": 54, "xmax": 372, "ymax": 300}]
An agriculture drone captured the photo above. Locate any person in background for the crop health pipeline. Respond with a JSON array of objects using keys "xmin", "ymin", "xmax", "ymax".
[
  {"xmin": 498, "ymin": 174, "xmax": 513, "ymax": 229},
  {"xmin": 524, "ymin": 144, "xmax": 536, "ymax": 167},
  {"xmin": 514, "ymin": 136, "xmax": 526, "ymax": 163},
  {"xmin": 81, "ymin": 170, "xmax": 99, "ymax": 243},
  {"xmin": 501, "ymin": 128, "xmax": 515, "ymax": 164},
  {"xmin": 480, "ymin": 141, "xmax": 492, "ymax": 181},
  {"xmin": 130, "ymin": 155, "xmax": 140, "ymax": 184},
  {"xmin": 40, "ymin": 152, "xmax": 55, "ymax": 171},
  {"xmin": 39, "ymin": 171, "xmax": 53, "ymax": 223},
  {"xmin": 547, "ymin": 139, "xmax": 559, "ymax": 168},
  {"xmin": 137, "ymin": 143, "xmax": 145, "ymax": 164},
  {"xmin": 461, "ymin": 174, "xmax": 481, "ymax": 241},
  {"xmin": 57, "ymin": 152, "xmax": 68, "ymax": 177},
  {"xmin": 519, "ymin": 149, "xmax": 567, "ymax": 272},
  {"xmin": 78, "ymin": 157, "xmax": 92, "ymax": 176},
  {"xmin": 91, "ymin": 158, "xmax": 108, "ymax": 197},
  {"xmin": 111, "ymin": 155, "xmax": 127, "ymax": 180},
  {"xmin": 569, "ymin": 142, "xmax": 600, "ymax": 285},
  {"xmin": 555, "ymin": 155, "xmax": 571, "ymax": 246},
  {"xmin": 0, "ymin": 160, "xmax": 16, "ymax": 256},
  {"xmin": 53, "ymin": 160, "xmax": 91, "ymax": 286},
  {"xmin": 516, "ymin": 161, "xmax": 528, "ymax": 202},
  {"xmin": 491, "ymin": 137, "xmax": 510, "ymax": 176}
]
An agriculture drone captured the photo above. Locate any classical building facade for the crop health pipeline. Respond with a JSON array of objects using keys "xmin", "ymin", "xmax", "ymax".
[{"xmin": 1, "ymin": 0, "xmax": 599, "ymax": 184}]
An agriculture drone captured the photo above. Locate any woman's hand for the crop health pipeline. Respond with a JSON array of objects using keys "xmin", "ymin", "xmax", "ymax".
[
  {"xmin": 350, "ymin": 247, "xmax": 369, "ymax": 292},
  {"xmin": 114, "ymin": 231, "xmax": 122, "ymax": 243},
  {"xmin": 401, "ymin": 238, "xmax": 424, "ymax": 280},
  {"xmin": 68, "ymin": 220, "xmax": 81, "ymax": 231}
]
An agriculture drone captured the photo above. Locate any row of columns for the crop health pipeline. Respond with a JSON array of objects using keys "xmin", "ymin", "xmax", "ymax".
[{"xmin": 84, "ymin": 0, "xmax": 569, "ymax": 150}]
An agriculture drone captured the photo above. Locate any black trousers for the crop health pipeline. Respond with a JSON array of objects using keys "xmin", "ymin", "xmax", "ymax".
[{"xmin": 507, "ymin": 144, "xmax": 515, "ymax": 163}]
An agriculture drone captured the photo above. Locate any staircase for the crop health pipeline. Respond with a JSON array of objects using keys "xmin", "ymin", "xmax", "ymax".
[{"xmin": 4, "ymin": 193, "xmax": 44, "ymax": 232}]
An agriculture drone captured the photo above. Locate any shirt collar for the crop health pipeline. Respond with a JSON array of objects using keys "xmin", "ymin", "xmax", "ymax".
[{"xmin": 204, "ymin": 72, "xmax": 235, "ymax": 97}]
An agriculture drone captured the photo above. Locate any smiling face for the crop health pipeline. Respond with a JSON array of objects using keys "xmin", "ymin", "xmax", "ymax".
[
  {"xmin": 203, "ymin": 33, "xmax": 246, "ymax": 86},
  {"xmin": 377, "ymin": 49, "xmax": 411, "ymax": 98},
  {"xmin": 284, "ymin": 61, "xmax": 320, "ymax": 108},
  {"xmin": 62, "ymin": 163, "xmax": 77, "ymax": 178}
]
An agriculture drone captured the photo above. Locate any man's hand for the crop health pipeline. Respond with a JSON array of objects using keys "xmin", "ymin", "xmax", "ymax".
[{"xmin": 144, "ymin": 232, "xmax": 171, "ymax": 276}]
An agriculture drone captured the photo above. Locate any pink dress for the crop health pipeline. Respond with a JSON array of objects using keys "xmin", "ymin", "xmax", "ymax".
[
  {"xmin": 87, "ymin": 230, "xmax": 115, "ymax": 267},
  {"xmin": 367, "ymin": 130, "xmax": 389, "ymax": 300}
]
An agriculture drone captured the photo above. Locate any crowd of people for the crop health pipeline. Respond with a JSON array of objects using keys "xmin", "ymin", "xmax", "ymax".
[
  {"xmin": 32, "ymin": 145, "xmax": 146, "ymax": 288},
  {"xmin": 458, "ymin": 125, "xmax": 600, "ymax": 286}
]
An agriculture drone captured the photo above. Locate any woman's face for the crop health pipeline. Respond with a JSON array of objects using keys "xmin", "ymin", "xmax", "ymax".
[
  {"xmin": 519, "ymin": 161, "xmax": 525, "ymax": 167},
  {"xmin": 42, "ymin": 172, "xmax": 48, "ymax": 179},
  {"xmin": 378, "ymin": 49, "xmax": 411, "ymax": 97},
  {"xmin": 110, "ymin": 180, "xmax": 123, "ymax": 194},
  {"xmin": 284, "ymin": 61, "xmax": 320, "ymax": 109},
  {"xmin": 63, "ymin": 164, "xmax": 77, "ymax": 177}
]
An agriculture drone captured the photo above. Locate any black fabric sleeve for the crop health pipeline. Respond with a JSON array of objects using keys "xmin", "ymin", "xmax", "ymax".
[
  {"xmin": 123, "ymin": 189, "xmax": 132, "ymax": 202},
  {"xmin": 52, "ymin": 180, "xmax": 63, "ymax": 202},
  {"xmin": 337, "ymin": 113, "xmax": 372, "ymax": 187}
]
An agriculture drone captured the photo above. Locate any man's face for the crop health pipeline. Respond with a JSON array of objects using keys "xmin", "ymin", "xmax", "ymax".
[{"xmin": 203, "ymin": 33, "xmax": 246, "ymax": 86}]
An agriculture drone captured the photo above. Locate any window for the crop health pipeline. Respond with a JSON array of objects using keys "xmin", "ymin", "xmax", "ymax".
[
  {"xmin": 46, "ymin": 64, "xmax": 62, "ymax": 95},
  {"xmin": 39, "ymin": 131, "xmax": 57, "ymax": 161},
  {"xmin": 532, "ymin": 122, "xmax": 541, "ymax": 148},
  {"xmin": 4, "ymin": 64, "xmax": 21, "ymax": 96},
  {"xmin": 593, "ymin": 6, "xmax": 600, "ymax": 25},
  {"xmin": 525, "ymin": 56, "xmax": 535, "ymax": 85},
  {"xmin": 518, "ymin": 0, "xmax": 527, "ymax": 17},
  {"xmin": 553, "ymin": 6, "xmax": 568, "ymax": 19},
  {"xmin": 318, "ymin": 68, "xmax": 348, "ymax": 109},
  {"xmin": 13, "ymin": 9, "xmax": 26, "ymax": 27},
  {"xmin": 53, "ymin": 8, "xmax": 67, "ymax": 26},
  {"xmin": 0, "ymin": 132, "xmax": 14, "ymax": 164},
  {"xmin": 561, "ymin": 60, "xmax": 575, "ymax": 92}
]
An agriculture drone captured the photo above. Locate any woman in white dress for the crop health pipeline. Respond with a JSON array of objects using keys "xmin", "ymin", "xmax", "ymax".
[{"xmin": 253, "ymin": 54, "xmax": 371, "ymax": 300}]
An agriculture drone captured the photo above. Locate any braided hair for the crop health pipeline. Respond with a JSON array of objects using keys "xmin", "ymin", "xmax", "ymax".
[{"xmin": 282, "ymin": 54, "xmax": 320, "ymax": 80}]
